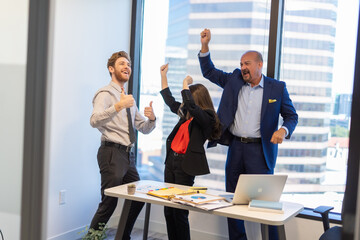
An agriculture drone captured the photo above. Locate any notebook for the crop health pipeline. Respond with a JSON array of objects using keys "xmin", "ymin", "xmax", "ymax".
[
  {"xmin": 231, "ymin": 174, "xmax": 288, "ymax": 205},
  {"xmin": 147, "ymin": 187, "xmax": 187, "ymax": 200}
]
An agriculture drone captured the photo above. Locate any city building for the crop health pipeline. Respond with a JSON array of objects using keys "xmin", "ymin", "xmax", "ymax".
[{"xmin": 156, "ymin": 0, "xmax": 345, "ymax": 198}]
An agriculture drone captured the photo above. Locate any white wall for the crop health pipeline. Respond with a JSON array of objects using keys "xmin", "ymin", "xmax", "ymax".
[
  {"xmin": 0, "ymin": 0, "xmax": 28, "ymax": 239},
  {"xmin": 45, "ymin": 0, "xmax": 132, "ymax": 239}
]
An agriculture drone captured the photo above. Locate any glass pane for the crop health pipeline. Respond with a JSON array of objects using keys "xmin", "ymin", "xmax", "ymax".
[
  {"xmin": 279, "ymin": 0, "xmax": 359, "ymax": 212},
  {"xmin": 0, "ymin": 1, "xmax": 29, "ymax": 239},
  {"xmin": 138, "ymin": 0, "xmax": 271, "ymax": 189}
]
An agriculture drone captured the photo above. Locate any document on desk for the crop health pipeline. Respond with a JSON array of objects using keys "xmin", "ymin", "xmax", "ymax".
[
  {"xmin": 136, "ymin": 185, "xmax": 165, "ymax": 193},
  {"xmin": 172, "ymin": 193, "xmax": 233, "ymax": 210}
]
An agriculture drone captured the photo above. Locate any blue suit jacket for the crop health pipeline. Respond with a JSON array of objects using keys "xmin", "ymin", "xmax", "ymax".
[{"xmin": 199, "ymin": 53, "xmax": 298, "ymax": 170}]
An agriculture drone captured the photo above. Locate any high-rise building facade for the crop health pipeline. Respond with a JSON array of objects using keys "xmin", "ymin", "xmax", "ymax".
[
  {"xmin": 334, "ymin": 93, "xmax": 352, "ymax": 117},
  {"xmin": 161, "ymin": 0, "xmax": 341, "ymax": 194}
]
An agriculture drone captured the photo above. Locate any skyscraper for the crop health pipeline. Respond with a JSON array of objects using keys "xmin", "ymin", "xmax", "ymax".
[{"xmin": 162, "ymin": 0, "xmax": 342, "ymax": 196}]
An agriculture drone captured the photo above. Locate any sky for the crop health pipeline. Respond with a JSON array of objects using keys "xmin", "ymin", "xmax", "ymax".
[{"xmin": 332, "ymin": 0, "xmax": 359, "ymax": 95}]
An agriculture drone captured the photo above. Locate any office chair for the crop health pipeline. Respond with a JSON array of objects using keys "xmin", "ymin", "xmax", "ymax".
[{"xmin": 313, "ymin": 206, "xmax": 342, "ymax": 240}]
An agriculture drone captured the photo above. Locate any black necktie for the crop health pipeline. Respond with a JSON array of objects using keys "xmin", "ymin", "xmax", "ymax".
[{"xmin": 126, "ymin": 108, "xmax": 136, "ymax": 144}]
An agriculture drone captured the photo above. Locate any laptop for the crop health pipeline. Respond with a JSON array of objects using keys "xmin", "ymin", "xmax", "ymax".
[{"xmin": 231, "ymin": 174, "xmax": 288, "ymax": 205}]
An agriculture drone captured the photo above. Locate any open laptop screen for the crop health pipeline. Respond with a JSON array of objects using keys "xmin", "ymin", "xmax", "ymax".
[{"xmin": 231, "ymin": 174, "xmax": 288, "ymax": 205}]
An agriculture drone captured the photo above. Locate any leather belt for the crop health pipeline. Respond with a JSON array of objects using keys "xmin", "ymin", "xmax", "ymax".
[
  {"xmin": 101, "ymin": 141, "xmax": 133, "ymax": 152},
  {"xmin": 236, "ymin": 136, "xmax": 261, "ymax": 143}
]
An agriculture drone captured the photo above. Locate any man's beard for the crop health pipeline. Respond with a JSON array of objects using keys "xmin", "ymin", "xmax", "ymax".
[
  {"xmin": 242, "ymin": 72, "xmax": 252, "ymax": 82},
  {"xmin": 114, "ymin": 69, "xmax": 129, "ymax": 83}
]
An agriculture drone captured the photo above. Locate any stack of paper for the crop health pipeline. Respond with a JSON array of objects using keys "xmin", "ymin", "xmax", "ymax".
[{"xmin": 172, "ymin": 193, "xmax": 232, "ymax": 210}]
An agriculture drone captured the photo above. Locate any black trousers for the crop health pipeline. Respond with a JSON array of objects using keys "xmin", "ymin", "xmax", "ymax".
[
  {"xmin": 164, "ymin": 150, "xmax": 195, "ymax": 240},
  {"xmin": 90, "ymin": 144, "xmax": 144, "ymax": 240}
]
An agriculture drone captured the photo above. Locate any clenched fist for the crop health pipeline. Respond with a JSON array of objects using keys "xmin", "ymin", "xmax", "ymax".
[
  {"xmin": 160, "ymin": 63, "xmax": 168, "ymax": 77},
  {"xmin": 183, "ymin": 75, "xmax": 193, "ymax": 90},
  {"xmin": 200, "ymin": 28, "xmax": 211, "ymax": 53},
  {"xmin": 270, "ymin": 128, "xmax": 286, "ymax": 144}
]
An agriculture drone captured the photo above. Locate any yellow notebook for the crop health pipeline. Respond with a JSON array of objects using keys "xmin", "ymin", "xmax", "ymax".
[{"xmin": 147, "ymin": 187, "xmax": 188, "ymax": 200}]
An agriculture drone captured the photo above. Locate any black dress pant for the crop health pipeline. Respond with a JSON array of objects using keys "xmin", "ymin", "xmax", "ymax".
[
  {"xmin": 90, "ymin": 144, "xmax": 144, "ymax": 240},
  {"xmin": 164, "ymin": 150, "xmax": 195, "ymax": 240}
]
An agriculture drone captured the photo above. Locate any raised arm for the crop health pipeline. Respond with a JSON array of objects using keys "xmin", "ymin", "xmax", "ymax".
[
  {"xmin": 160, "ymin": 63, "xmax": 181, "ymax": 114},
  {"xmin": 181, "ymin": 78, "xmax": 215, "ymax": 139},
  {"xmin": 160, "ymin": 63, "xmax": 169, "ymax": 90},
  {"xmin": 199, "ymin": 28, "xmax": 233, "ymax": 88}
]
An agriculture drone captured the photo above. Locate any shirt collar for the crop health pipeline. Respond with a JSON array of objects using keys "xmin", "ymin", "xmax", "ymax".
[
  {"xmin": 259, "ymin": 74, "xmax": 264, "ymax": 88},
  {"xmin": 110, "ymin": 81, "xmax": 124, "ymax": 93},
  {"xmin": 245, "ymin": 74, "xmax": 264, "ymax": 88}
]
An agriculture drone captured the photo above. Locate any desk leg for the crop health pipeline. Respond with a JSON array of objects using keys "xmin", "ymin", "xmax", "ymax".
[
  {"xmin": 115, "ymin": 199, "xmax": 132, "ymax": 240},
  {"xmin": 261, "ymin": 224, "xmax": 269, "ymax": 240},
  {"xmin": 277, "ymin": 225, "xmax": 286, "ymax": 240},
  {"xmin": 260, "ymin": 225, "xmax": 286, "ymax": 240},
  {"xmin": 142, "ymin": 203, "xmax": 151, "ymax": 240}
]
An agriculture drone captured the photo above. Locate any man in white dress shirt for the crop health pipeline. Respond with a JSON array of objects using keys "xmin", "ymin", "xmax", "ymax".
[{"xmin": 89, "ymin": 51, "xmax": 156, "ymax": 239}]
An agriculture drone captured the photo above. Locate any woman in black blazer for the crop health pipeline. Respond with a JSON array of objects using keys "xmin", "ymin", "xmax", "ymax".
[{"xmin": 160, "ymin": 64, "xmax": 221, "ymax": 240}]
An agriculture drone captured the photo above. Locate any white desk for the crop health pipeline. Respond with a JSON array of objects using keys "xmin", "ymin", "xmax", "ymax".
[{"xmin": 105, "ymin": 180, "xmax": 303, "ymax": 240}]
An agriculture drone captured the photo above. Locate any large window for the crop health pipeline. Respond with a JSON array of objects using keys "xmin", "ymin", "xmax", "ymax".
[
  {"xmin": 137, "ymin": 0, "xmax": 358, "ymax": 213},
  {"xmin": 278, "ymin": 0, "xmax": 358, "ymax": 212}
]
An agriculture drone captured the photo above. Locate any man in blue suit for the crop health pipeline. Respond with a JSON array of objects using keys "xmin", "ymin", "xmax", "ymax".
[{"xmin": 198, "ymin": 29, "xmax": 298, "ymax": 240}]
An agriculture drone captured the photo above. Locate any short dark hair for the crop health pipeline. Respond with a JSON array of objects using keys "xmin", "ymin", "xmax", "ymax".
[{"xmin": 107, "ymin": 51, "xmax": 131, "ymax": 76}]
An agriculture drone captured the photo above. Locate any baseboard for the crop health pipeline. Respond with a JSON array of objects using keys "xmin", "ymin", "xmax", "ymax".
[
  {"xmin": 48, "ymin": 214, "xmax": 227, "ymax": 240},
  {"xmin": 48, "ymin": 225, "xmax": 87, "ymax": 240}
]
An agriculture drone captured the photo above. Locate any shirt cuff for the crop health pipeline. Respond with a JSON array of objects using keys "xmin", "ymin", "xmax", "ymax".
[
  {"xmin": 281, "ymin": 126, "xmax": 289, "ymax": 137},
  {"xmin": 199, "ymin": 51, "xmax": 210, "ymax": 57},
  {"xmin": 110, "ymin": 105, "xmax": 118, "ymax": 114}
]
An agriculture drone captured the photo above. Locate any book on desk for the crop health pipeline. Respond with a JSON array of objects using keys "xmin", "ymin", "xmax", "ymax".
[{"xmin": 248, "ymin": 199, "xmax": 284, "ymax": 214}]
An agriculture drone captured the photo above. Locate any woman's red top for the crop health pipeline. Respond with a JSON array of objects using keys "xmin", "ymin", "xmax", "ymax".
[{"xmin": 171, "ymin": 118, "xmax": 193, "ymax": 154}]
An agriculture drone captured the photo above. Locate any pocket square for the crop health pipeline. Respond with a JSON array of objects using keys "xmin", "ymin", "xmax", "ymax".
[{"xmin": 269, "ymin": 99, "xmax": 277, "ymax": 103}]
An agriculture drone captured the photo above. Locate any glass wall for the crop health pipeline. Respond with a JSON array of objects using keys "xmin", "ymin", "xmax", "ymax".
[
  {"xmin": 0, "ymin": 1, "xmax": 29, "ymax": 239},
  {"xmin": 138, "ymin": 0, "xmax": 271, "ymax": 188},
  {"xmin": 278, "ymin": 0, "xmax": 358, "ymax": 212},
  {"xmin": 137, "ymin": 0, "xmax": 359, "ymax": 213}
]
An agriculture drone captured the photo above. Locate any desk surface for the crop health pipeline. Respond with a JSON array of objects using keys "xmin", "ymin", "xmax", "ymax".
[{"xmin": 105, "ymin": 180, "xmax": 303, "ymax": 226}]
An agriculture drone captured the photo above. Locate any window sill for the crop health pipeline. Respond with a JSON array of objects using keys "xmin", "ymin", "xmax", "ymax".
[{"xmin": 296, "ymin": 207, "xmax": 342, "ymax": 224}]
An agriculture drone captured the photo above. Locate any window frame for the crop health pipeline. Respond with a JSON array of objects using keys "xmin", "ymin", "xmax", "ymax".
[{"xmin": 129, "ymin": 0, "xmax": 360, "ymax": 234}]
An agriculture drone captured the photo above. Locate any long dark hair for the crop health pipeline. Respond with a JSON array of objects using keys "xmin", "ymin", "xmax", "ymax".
[{"xmin": 189, "ymin": 84, "xmax": 222, "ymax": 140}]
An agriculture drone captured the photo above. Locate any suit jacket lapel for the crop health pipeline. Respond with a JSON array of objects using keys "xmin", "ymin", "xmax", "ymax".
[
  {"xmin": 235, "ymin": 79, "xmax": 245, "ymax": 112},
  {"xmin": 261, "ymin": 77, "xmax": 273, "ymax": 121}
]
